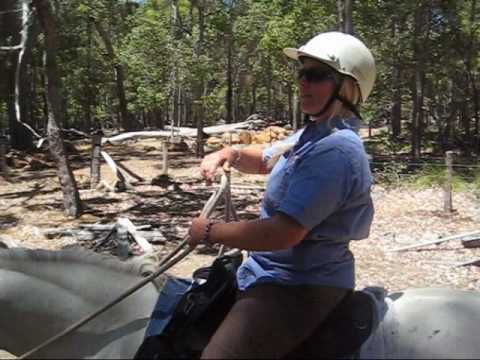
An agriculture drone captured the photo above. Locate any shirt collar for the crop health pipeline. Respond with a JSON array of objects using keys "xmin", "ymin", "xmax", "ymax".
[{"xmin": 294, "ymin": 116, "xmax": 359, "ymax": 152}]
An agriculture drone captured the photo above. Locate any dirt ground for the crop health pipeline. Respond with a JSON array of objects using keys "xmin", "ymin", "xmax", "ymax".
[{"xmin": 1, "ymin": 136, "xmax": 479, "ymax": 294}]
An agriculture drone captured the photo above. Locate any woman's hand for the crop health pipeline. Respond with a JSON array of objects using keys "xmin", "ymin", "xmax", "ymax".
[
  {"xmin": 187, "ymin": 216, "xmax": 210, "ymax": 247},
  {"xmin": 200, "ymin": 148, "xmax": 236, "ymax": 184}
]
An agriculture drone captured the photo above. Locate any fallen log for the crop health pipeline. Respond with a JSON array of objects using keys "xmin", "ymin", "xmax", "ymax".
[
  {"xmin": 79, "ymin": 223, "xmax": 151, "ymax": 231},
  {"xmin": 102, "ymin": 130, "xmax": 176, "ymax": 145},
  {"xmin": 95, "ymin": 180, "xmax": 115, "ymax": 192},
  {"xmin": 165, "ymin": 120, "xmax": 255, "ymax": 135},
  {"xmin": 116, "ymin": 161, "xmax": 145, "ymax": 182},
  {"xmin": 43, "ymin": 228, "xmax": 96, "ymax": 242},
  {"xmin": 100, "ymin": 151, "xmax": 136, "ymax": 191},
  {"xmin": 454, "ymin": 259, "xmax": 480, "ymax": 268},
  {"xmin": 461, "ymin": 237, "xmax": 480, "ymax": 249},
  {"xmin": 0, "ymin": 235, "xmax": 21, "ymax": 248},
  {"xmin": 101, "ymin": 120, "xmax": 258, "ymax": 144},
  {"xmin": 136, "ymin": 230, "xmax": 166, "ymax": 244},
  {"xmin": 93, "ymin": 226, "xmax": 117, "ymax": 250},
  {"xmin": 388, "ymin": 230, "xmax": 480, "ymax": 252},
  {"xmin": 44, "ymin": 224, "xmax": 161, "ymax": 247},
  {"xmin": 117, "ymin": 217, "xmax": 153, "ymax": 254}
]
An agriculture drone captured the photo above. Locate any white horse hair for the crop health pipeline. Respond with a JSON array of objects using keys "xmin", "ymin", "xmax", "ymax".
[
  {"xmin": 1, "ymin": 248, "xmax": 480, "ymax": 359},
  {"xmin": 0, "ymin": 247, "xmax": 165, "ymax": 359}
]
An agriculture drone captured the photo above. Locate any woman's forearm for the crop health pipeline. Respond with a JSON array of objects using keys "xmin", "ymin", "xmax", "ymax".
[
  {"xmin": 208, "ymin": 213, "xmax": 308, "ymax": 251},
  {"xmin": 226, "ymin": 145, "xmax": 270, "ymax": 174}
]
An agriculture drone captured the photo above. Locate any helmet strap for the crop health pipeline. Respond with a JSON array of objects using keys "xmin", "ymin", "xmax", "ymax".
[
  {"xmin": 336, "ymin": 94, "xmax": 362, "ymax": 120},
  {"xmin": 307, "ymin": 77, "xmax": 362, "ymax": 120}
]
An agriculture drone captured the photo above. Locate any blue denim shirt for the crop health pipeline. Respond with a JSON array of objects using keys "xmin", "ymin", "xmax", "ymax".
[{"xmin": 236, "ymin": 118, "xmax": 374, "ymax": 290}]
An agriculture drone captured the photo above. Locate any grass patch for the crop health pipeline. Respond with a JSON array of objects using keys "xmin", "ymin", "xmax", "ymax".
[{"xmin": 374, "ymin": 164, "xmax": 480, "ymax": 194}]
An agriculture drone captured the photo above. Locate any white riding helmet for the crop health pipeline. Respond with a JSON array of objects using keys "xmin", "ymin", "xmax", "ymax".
[{"xmin": 284, "ymin": 32, "xmax": 376, "ymax": 103}]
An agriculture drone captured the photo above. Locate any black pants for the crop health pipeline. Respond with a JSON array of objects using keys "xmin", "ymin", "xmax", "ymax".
[{"xmin": 201, "ymin": 283, "xmax": 349, "ymax": 359}]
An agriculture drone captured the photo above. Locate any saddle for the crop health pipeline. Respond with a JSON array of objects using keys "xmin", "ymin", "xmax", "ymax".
[
  {"xmin": 135, "ymin": 253, "xmax": 376, "ymax": 359},
  {"xmin": 134, "ymin": 253, "xmax": 242, "ymax": 359}
]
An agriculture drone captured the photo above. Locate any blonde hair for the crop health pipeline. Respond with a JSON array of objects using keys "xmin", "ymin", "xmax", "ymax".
[{"xmin": 328, "ymin": 76, "xmax": 361, "ymax": 119}]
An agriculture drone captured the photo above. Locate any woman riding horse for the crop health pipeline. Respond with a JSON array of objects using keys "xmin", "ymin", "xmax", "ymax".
[{"xmin": 187, "ymin": 31, "xmax": 376, "ymax": 358}]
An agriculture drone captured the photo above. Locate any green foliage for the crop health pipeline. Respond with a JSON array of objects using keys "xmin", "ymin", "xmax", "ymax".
[
  {"xmin": 373, "ymin": 160, "xmax": 409, "ymax": 186},
  {"xmin": 373, "ymin": 163, "xmax": 480, "ymax": 193},
  {"xmin": 12, "ymin": 0, "xmax": 478, "ymax": 145},
  {"xmin": 410, "ymin": 165, "xmax": 448, "ymax": 188}
]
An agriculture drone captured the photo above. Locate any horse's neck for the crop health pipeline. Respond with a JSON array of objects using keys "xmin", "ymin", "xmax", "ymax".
[
  {"xmin": 0, "ymin": 255, "xmax": 159, "ymax": 358},
  {"xmin": 1, "ymin": 256, "xmax": 142, "ymax": 303}
]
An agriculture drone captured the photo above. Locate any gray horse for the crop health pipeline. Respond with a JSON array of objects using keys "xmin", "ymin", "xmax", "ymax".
[
  {"xmin": 0, "ymin": 248, "xmax": 164, "ymax": 359},
  {"xmin": 1, "ymin": 247, "xmax": 480, "ymax": 359}
]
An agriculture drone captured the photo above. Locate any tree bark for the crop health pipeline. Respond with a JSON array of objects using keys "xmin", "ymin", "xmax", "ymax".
[
  {"xmin": 32, "ymin": 0, "xmax": 82, "ymax": 218},
  {"xmin": 337, "ymin": 0, "xmax": 353, "ymax": 34}
]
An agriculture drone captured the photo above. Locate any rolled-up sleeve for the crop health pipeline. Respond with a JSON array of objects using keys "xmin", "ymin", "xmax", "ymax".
[
  {"xmin": 263, "ymin": 131, "xmax": 302, "ymax": 162},
  {"xmin": 277, "ymin": 147, "xmax": 353, "ymax": 230}
]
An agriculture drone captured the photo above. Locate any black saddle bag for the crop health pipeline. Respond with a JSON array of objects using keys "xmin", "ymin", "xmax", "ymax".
[{"xmin": 134, "ymin": 252, "xmax": 242, "ymax": 359}]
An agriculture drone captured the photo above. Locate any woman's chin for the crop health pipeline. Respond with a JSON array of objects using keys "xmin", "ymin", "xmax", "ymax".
[
  {"xmin": 300, "ymin": 101, "xmax": 323, "ymax": 115},
  {"xmin": 301, "ymin": 107, "xmax": 321, "ymax": 115}
]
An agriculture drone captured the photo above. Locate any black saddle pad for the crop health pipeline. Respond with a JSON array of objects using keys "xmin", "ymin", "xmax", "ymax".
[
  {"xmin": 134, "ymin": 253, "xmax": 242, "ymax": 359},
  {"xmin": 285, "ymin": 290, "xmax": 376, "ymax": 359}
]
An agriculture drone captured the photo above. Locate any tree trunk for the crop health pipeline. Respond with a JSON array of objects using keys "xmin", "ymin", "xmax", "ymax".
[
  {"xmin": 460, "ymin": 101, "xmax": 471, "ymax": 156},
  {"xmin": 266, "ymin": 58, "xmax": 272, "ymax": 117},
  {"xmin": 411, "ymin": 5, "xmax": 426, "ymax": 159},
  {"xmin": 194, "ymin": 1, "xmax": 206, "ymax": 158},
  {"xmin": 250, "ymin": 81, "xmax": 256, "ymax": 115},
  {"xmin": 32, "ymin": 0, "xmax": 82, "ymax": 218},
  {"xmin": 1, "ymin": 0, "xmax": 36, "ymax": 149},
  {"xmin": 7, "ymin": 53, "xmax": 34, "ymax": 150},
  {"xmin": 84, "ymin": 20, "xmax": 94, "ymax": 131},
  {"xmin": 391, "ymin": 15, "xmax": 402, "ymax": 138},
  {"xmin": 337, "ymin": 0, "xmax": 353, "ymax": 34},
  {"xmin": 225, "ymin": 32, "xmax": 233, "ymax": 124},
  {"xmin": 93, "ymin": 20, "xmax": 132, "ymax": 131},
  {"xmin": 15, "ymin": 1, "xmax": 38, "ymax": 140}
]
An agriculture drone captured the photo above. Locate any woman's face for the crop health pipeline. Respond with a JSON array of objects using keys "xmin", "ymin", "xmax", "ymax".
[{"xmin": 298, "ymin": 58, "xmax": 336, "ymax": 116}]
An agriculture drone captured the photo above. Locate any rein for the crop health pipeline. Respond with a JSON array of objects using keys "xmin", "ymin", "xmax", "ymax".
[{"xmin": 18, "ymin": 168, "xmax": 236, "ymax": 359}]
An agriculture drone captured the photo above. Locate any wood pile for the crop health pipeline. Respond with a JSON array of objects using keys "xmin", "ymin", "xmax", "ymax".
[
  {"xmin": 5, "ymin": 151, "xmax": 51, "ymax": 170},
  {"xmin": 206, "ymin": 126, "xmax": 291, "ymax": 149}
]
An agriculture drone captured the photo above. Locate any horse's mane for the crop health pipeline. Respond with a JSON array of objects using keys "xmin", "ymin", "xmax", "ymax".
[{"xmin": 0, "ymin": 247, "xmax": 160, "ymax": 278}]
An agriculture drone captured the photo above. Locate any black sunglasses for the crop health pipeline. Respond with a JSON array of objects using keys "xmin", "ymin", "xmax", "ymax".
[{"xmin": 297, "ymin": 68, "xmax": 335, "ymax": 83}]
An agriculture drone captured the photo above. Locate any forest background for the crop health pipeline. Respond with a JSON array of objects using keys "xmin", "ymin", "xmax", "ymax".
[
  {"xmin": 0, "ymin": 1, "xmax": 480, "ymax": 293},
  {"xmin": 0, "ymin": 0, "xmax": 480, "ymax": 217},
  {"xmin": 1, "ymin": 0, "xmax": 478, "ymax": 153}
]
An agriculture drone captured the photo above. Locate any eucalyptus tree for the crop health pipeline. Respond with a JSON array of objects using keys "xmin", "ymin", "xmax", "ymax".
[
  {"xmin": 32, "ymin": 0, "xmax": 82, "ymax": 218},
  {"xmin": 0, "ymin": 0, "xmax": 36, "ymax": 150}
]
